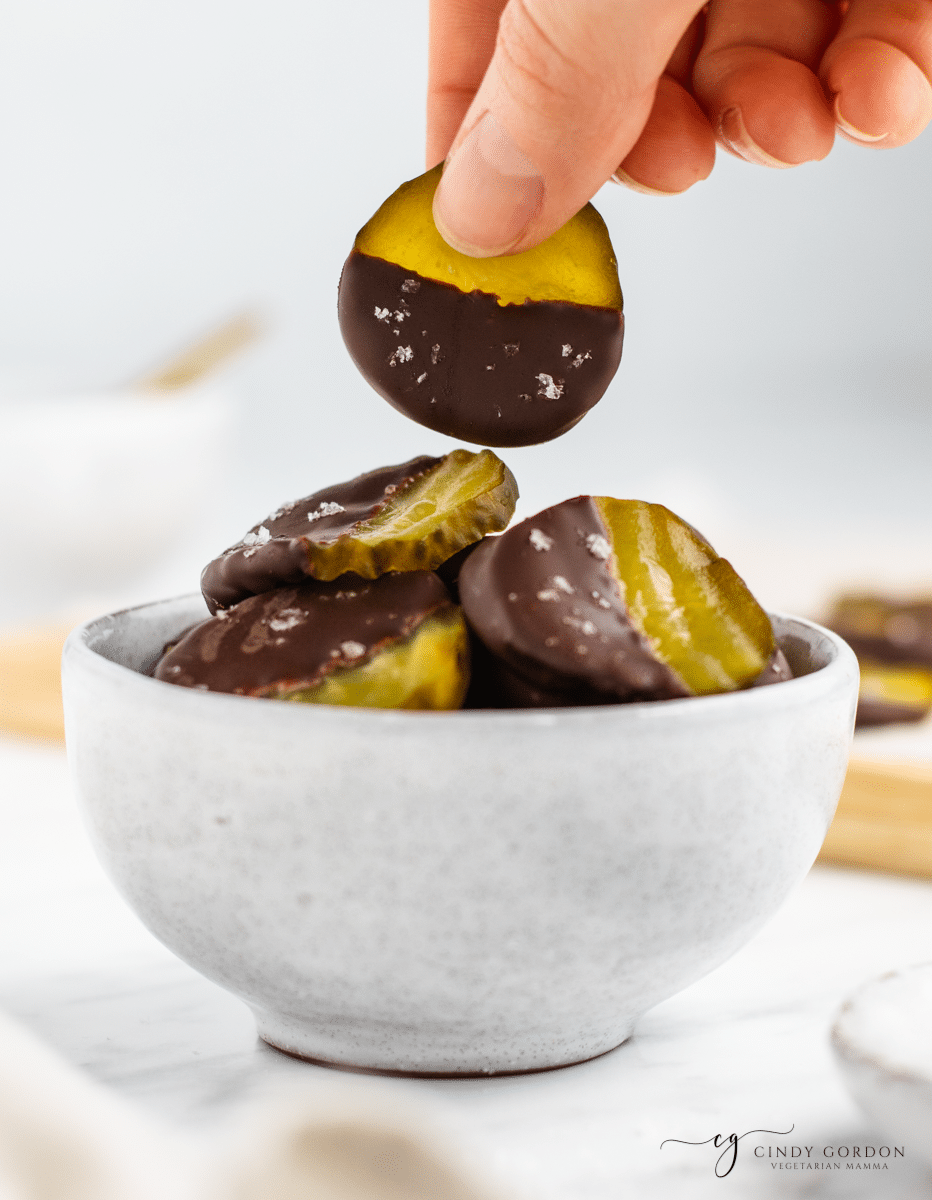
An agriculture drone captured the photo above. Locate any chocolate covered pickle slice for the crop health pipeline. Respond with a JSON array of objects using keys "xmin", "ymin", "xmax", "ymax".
[
  {"xmin": 338, "ymin": 165, "xmax": 624, "ymax": 448},
  {"xmin": 458, "ymin": 497, "xmax": 776, "ymax": 705},
  {"xmin": 855, "ymin": 661, "xmax": 932, "ymax": 728},
  {"xmin": 156, "ymin": 572, "xmax": 469, "ymax": 709},
  {"xmin": 826, "ymin": 594, "xmax": 932, "ymax": 668},
  {"xmin": 201, "ymin": 449, "xmax": 517, "ymax": 613}
]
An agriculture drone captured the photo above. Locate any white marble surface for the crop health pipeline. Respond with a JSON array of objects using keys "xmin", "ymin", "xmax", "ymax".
[{"xmin": 3, "ymin": 732, "xmax": 932, "ymax": 1199}]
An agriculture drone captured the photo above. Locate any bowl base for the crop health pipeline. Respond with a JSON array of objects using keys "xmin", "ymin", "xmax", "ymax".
[
  {"xmin": 252, "ymin": 1009, "xmax": 633, "ymax": 1078},
  {"xmin": 257, "ymin": 1033, "xmax": 630, "ymax": 1078}
]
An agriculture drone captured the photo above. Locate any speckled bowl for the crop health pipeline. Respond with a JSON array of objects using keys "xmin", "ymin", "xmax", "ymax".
[{"xmin": 62, "ymin": 596, "xmax": 858, "ymax": 1075}]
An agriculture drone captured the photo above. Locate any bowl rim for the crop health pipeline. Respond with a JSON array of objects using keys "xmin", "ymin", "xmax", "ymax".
[{"xmin": 63, "ymin": 592, "xmax": 859, "ymax": 730}]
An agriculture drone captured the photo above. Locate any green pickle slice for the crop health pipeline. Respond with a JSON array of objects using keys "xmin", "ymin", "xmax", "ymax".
[
  {"xmin": 595, "ymin": 498, "xmax": 775, "ymax": 694},
  {"xmin": 273, "ymin": 608, "xmax": 470, "ymax": 710},
  {"xmin": 308, "ymin": 449, "xmax": 518, "ymax": 580},
  {"xmin": 354, "ymin": 164, "xmax": 622, "ymax": 310}
]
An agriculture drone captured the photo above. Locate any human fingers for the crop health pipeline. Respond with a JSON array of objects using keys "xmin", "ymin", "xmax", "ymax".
[
  {"xmin": 821, "ymin": 0, "xmax": 932, "ymax": 146},
  {"xmin": 693, "ymin": 0, "xmax": 840, "ymax": 167},
  {"xmin": 613, "ymin": 76, "xmax": 717, "ymax": 194},
  {"xmin": 432, "ymin": 0, "xmax": 706, "ymax": 257},
  {"xmin": 427, "ymin": 0, "xmax": 508, "ymax": 168},
  {"xmin": 614, "ymin": 15, "xmax": 717, "ymax": 195}
]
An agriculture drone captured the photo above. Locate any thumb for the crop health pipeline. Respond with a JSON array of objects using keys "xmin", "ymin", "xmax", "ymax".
[{"xmin": 433, "ymin": 0, "xmax": 704, "ymax": 257}]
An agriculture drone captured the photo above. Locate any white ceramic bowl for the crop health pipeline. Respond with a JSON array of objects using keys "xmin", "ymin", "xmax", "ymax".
[
  {"xmin": 63, "ymin": 597, "xmax": 858, "ymax": 1075},
  {"xmin": 832, "ymin": 964, "xmax": 932, "ymax": 1166}
]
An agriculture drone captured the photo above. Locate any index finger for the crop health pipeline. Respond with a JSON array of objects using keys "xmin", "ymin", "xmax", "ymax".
[
  {"xmin": 427, "ymin": 0, "xmax": 508, "ymax": 167},
  {"xmin": 820, "ymin": 0, "xmax": 932, "ymax": 144}
]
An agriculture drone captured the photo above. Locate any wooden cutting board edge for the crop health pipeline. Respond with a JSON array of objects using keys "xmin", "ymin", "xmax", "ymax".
[{"xmin": 818, "ymin": 757, "xmax": 932, "ymax": 879}]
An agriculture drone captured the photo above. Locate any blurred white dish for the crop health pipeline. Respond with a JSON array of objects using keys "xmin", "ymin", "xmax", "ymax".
[
  {"xmin": 63, "ymin": 600, "xmax": 856, "ymax": 1075},
  {"xmin": 832, "ymin": 963, "xmax": 932, "ymax": 1167},
  {"xmin": 0, "ymin": 384, "xmax": 228, "ymax": 625}
]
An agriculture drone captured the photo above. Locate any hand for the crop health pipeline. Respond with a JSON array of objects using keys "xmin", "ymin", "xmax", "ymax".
[{"xmin": 427, "ymin": 0, "xmax": 932, "ymax": 256}]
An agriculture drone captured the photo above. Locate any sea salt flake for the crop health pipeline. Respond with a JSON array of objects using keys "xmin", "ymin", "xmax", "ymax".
[
  {"xmin": 307, "ymin": 500, "xmax": 345, "ymax": 523},
  {"xmin": 393, "ymin": 309, "xmax": 407, "ymax": 323},
  {"xmin": 508, "ymin": 592, "xmax": 518, "ymax": 602},
  {"xmin": 529, "ymin": 528, "xmax": 553, "ymax": 552},
  {"xmin": 537, "ymin": 589, "xmax": 560, "ymax": 602},
  {"xmin": 389, "ymin": 345, "xmax": 413, "ymax": 366},
  {"xmin": 242, "ymin": 525, "xmax": 271, "ymax": 547},
  {"xmin": 503, "ymin": 343, "xmax": 519, "ymax": 357},
  {"xmin": 562, "ymin": 616, "xmax": 596, "ymax": 636},
  {"xmin": 430, "ymin": 344, "xmax": 441, "ymax": 364},
  {"xmin": 570, "ymin": 351, "xmax": 592, "ymax": 369},
  {"xmin": 553, "ymin": 575, "xmax": 574, "ymax": 594},
  {"xmin": 585, "ymin": 533, "xmax": 611, "ymax": 561},
  {"xmin": 268, "ymin": 609, "xmax": 304, "ymax": 633},
  {"xmin": 416, "ymin": 373, "xmax": 427, "ymax": 384},
  {"xmin": 561, "ymin": 343, "xmax": 573, "ymax": 357},
  {"xmin": 340, "ymin": 640, "xmax": 366, "ymax": 659},
  {"xmin": 401, "ymin": 278, "xmax": 420, "ymax": 293},
  {"xmin": 374, "ymin": 306, "xmax": 391, "ymax": 322},
  {"xmin": 536, "ymin": 373, "xmax": 564, "ymax": 400},
  {"xmin": 545, "ymin": 636, "xmax": 559, "ymax": 647},
  {"xmin": 265, "ymin": 499, "xmax": 298, "ymax": 521},
  {"xmin": 575, "ymin": 644, "xmax": 589, "ymax": 656}
]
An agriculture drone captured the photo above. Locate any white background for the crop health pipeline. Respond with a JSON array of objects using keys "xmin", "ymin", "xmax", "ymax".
[{"xmin": 0, "ymin": 0, "xmax": 930, "ymax": 615}]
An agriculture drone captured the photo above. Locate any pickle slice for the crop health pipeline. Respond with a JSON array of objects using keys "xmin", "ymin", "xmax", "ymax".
[
  {"xmin": 354, "ymin": 164, "xmax": 622, "ymax": 308},
  {"xmin": 277, "ymin": 608, "xmax": 469, "ymax": 710},
  {"xmin": 338, "ymin": 167, "xmax": 624, "ymax": 447},
  {"xmin": 157, "ymin": 573, "xmax": 469, "ymax": 710},
  {"xmin": 594, "ymin": 498, "xmax": 774, "ymax": 695},
  {"xmin": 201, "ymin": 449, "xmax": 518, "ymax": 613},
  {"xmin": 458, "ymin": 495, "xmax": 774, "ymax": 705}
]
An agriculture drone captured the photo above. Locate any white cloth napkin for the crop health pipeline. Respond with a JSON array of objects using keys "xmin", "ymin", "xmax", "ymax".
[{"xmin": 0, "ymin": 1012, "xmax": 505, "ymax": 1200}]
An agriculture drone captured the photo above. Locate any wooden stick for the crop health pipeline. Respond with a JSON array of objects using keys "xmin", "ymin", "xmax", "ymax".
[{"xmin": 137, "ymin": 312, "xmax": 262, "ymax": 392}]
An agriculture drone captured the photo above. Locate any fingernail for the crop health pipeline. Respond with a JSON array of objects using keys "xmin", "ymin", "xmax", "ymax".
[
  {"xmin": 717, "ymin": 106, "xmax": 793, "ymax": 168},
  {"xmin": 433, "ymin": 112, "xmax": 544, "ymax": 257},
  {"xmin": 611, "ymin": 168, "xmax": 683, "ymax": 196},
  {"xmin": 833, "ymin": 95, "xmax": 888, "ymax": 143}
]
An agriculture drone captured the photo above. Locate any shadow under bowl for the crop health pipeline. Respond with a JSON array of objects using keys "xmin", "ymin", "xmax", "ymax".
[{"xmin": 63, "ymin": 596, "xmax": 858, "ymax": 1075}]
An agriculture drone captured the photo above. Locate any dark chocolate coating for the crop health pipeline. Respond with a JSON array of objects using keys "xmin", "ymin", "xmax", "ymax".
[
  {"xmin": 749, "ymin": 648, "xmax": 793, "ymax": 689},
  {"xmin": 458, "ymin": 497, "xmax": 689, "ymax": 704},
  {"xmin": 434, "ymin": 536, "xmax": 489, "ymax": 604},
  {"xmin": 827, "ymin": 599, "xmax": 932, "ymax": 669},
  {"xmin": 201, "ymin": 456, "xmax": 441, "ymax": 613},
  {"xmin": 855, "ymin": 696, "xmax": 932, "ymax": 728},
  {"xmin": 156, "ymin": 573, "xmax": 453, "ymax": 696},
  {"xmin": 337, "ymin": 252, "xmax": 624, "ymax": 448}
]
